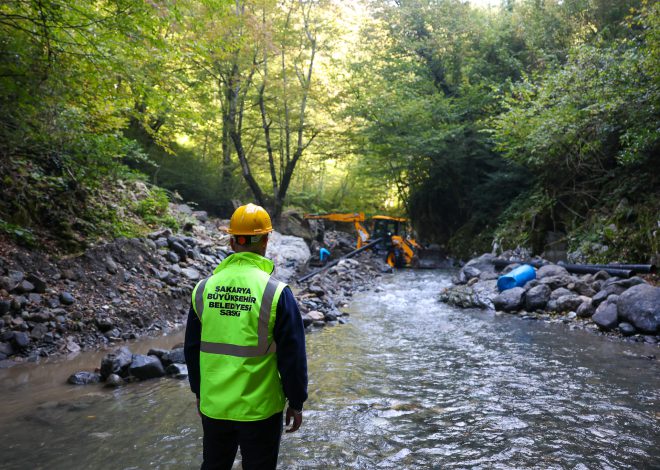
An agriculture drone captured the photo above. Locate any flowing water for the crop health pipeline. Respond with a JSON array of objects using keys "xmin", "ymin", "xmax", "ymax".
[{"xmin": 0, "ymin": 270, "xmax": 658, "ymax": 469}]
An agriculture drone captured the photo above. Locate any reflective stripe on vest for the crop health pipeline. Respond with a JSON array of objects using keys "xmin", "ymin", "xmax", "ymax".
[{"xmin": 195, "ymin": 275, "xmax": 279, "ymax": 357}]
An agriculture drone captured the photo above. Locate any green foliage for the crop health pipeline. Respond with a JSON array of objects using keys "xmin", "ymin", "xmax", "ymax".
[
  {"xmin": 0, "ymin": 219, "xmax": 36, "ymax": 247},
  {"xmin": 134, "ymin": 187, "xmax": 179, "ymax": 230},
  {"xmin": 487, "ymin": 1, "xmax": 659, "ymax": 261}
]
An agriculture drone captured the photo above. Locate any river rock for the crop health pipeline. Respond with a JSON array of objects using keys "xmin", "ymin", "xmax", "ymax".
[
  {"xmin": 591, "ymin": 289, "xmax": 610, "ymax": 308},
  {"xmin": 308, "ymin": 284, "xmax": 326, "ymax": 297},
  {"xmin": 324, "ymin": 312, "xmax": 338, "ymax": 322},
  {"xmin": 540, "ymin": 275, "xmax": 573, "ymax": 290},
  {"xmin": 592, "ymin": 301, "xmax": 619, "ymax": 331},
  {"xmin": 30, "ymin": 323, "xmax": 49, "ymax": 340},
  {"xmin": 166, "ymin": 251, "xmax": 180, "ymax": 264},
  {"xmin": 105, "ymin": 373, "xmax": 124, "ymax": 387},
  {"xmin": 461, "ymin": 265, "xmax": 481, "ymax": 281},
  {"xmin": 301, "ymin": 314, "xmax": 313, "ymax": 328},
  {"xmin": 166, "ymin": 363, "xmax": 188, "ymax": 379},
  {"xmin": 12, "ymin": 331, "xmax": 30, "ymax": 349},
  {"xmin": 11, "ymin": 296, "xmax": 27, "ymax": 310},
  {"xmin": 525, "ymin": 284, "xmax": 551, "ymax": 311},
  {"xmin": 96, "ymin": 316, "xmax": 115, "ymax": 332},
  {"xmin": 493, "ymin": 287, "xmax": 525, "ymax": 312},
  {"xmin": 147, "ymin": 348, "xmax": 169, "ymax": 360},
  {"xmin": 0, "ymin": 300, "xmax": 10, "ymax": 315},
  {"xmin": 618, "ymin": 322, "xmax": 636, "ymax": 336},
  {"xmin": 465, "ymin": 254, "xmax": 497, "ymax": 274},
  {"xmin": 170, "ymin": 241, "xmax": 188, "ymax": 261},
  {"xmin": 603, "ymin": 276, "xmax": 645, "ymax": 290},
  {"xmin": 479, "ymin": 271, "xmax": 499, "ymax": 281},
  {"xmin": 265, "ymin": 231, "xmax": 311, "ymax": 282},
  {"xmin": 68, "ymin": 371, "xmax": 101, "ymax": 385},
  {"xmin": 8, "ymin": 270, "xmax": 24, "ymax": 283},
  {"xmin": 16, "ymin": 280, "xmax": 35, "ymax": 293},
  {"xmin": 617, "ymin": 284, "xmax": 660, "ymax": 333},
  {"xmin": 100, "ymin": 346, "xmax": 133, "ymax": 379},
  {"xmin": 181, "ymin": 268, "xmax": 200, "ymax": 281},
  {"xmin": 66, "ymin": 339, "xmax": 81, "ymax": 353},
  {"xmin": 537, "ymin": 264, "xmax": 569, "ymax": 279},
  {"xmin": 555, "ymin": 294, "xmax": 583, "ymax": 313},
  {"xmin": 576, "ymin": 300, "xmax": 595, "ymax": 318},
  {"xmin": 306, "ymin": 310, "xmax": 325, "ymax": 322},
  {"xmin": 105, "ymin": 256, "xmax": 118, "ymax": 274},
  {"xmin": 0, "ymin": 276, "xmax": 17, "ymax": 292},
  {"xmin": 128, "ymin": 354, "xmax": 165, "ymax": 380},
  {"xmin": 162, "ymin": 348, "xmax": 185, "ymax": 367},
  {"xmin": 550, "ymin": 287, "xmax": 572, "ymax": 300},
  {"xmin": 572, "ymin": 281, "xmax": 596, "ymax": 297},
  {"xmin": 0, "ymin": 342, "xmax": 14, "ymax": 356},
  {"xmin": 59, "ymin": 292, "xmax": 75, "ymax": 305},
  {"xmin": 148, "ymin": 228, "xmax": 173, "ymax": 240},
  {"xmin": 593, "ymin": 270, "xmax": 610, "ymax": 281}
]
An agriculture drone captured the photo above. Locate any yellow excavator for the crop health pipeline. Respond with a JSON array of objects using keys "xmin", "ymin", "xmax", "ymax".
[{"xmin": 303, "ymin": 212, "xmax": 421, "ymax": 268}]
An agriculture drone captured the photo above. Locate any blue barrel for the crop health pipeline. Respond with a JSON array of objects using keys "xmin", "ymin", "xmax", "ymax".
[{"xmin": 497, "ymin": 264, "xmax": 536, "ymax": 291}]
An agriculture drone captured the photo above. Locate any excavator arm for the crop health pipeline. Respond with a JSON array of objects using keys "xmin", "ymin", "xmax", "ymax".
[{"xmin": 304, "ymin": 212, "xmax": 370, "ymax": 248}]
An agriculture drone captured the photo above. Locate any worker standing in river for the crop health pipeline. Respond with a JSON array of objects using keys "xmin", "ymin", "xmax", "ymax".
[{"xmin": 184, "ymin": 203, "xmax": 308, "ymax": 470}]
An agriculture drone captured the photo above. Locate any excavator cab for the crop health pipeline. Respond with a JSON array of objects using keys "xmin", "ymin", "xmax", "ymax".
[{"xmin": 371, "ymin": 216, "xmax": 419, "ymax": 268}]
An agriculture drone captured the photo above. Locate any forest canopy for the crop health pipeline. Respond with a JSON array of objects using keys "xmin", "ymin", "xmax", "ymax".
[{"xmin": 0, "ymin": 0, "xmax": 657, "ymax": 261}]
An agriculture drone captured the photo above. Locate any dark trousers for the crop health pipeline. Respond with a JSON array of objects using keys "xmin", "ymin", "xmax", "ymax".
[{"xmin": 201, "ymin": 411, "xmax": 283, "ymax": 470}]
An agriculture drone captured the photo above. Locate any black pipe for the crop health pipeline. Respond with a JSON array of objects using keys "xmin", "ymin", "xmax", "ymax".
[
  {"xmin": 557, "ymin": 262, "xmax": 633, "ymax": 278},
  {"xmin": 582, "ymin": 264, "xmax": 656, "ymax": 274},
  {"xmin": 296, "ymin": 237, "xmax": 384, "ymax": 283}
]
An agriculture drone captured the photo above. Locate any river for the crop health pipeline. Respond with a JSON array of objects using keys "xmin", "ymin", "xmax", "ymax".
[{"xmin": 0, "ymin": 270, "xmax": 658, "ymax": 469}]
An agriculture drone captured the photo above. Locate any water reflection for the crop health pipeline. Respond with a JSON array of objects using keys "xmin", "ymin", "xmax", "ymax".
[{"xmin": 0, "ymin": 270, "xmax": 658, "ymax": 469}]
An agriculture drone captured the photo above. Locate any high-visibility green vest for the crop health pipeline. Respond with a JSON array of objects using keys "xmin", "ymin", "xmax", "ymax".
[{"xmin": 192, "ymin": 251, "xmax": 287, "ymax": 421}]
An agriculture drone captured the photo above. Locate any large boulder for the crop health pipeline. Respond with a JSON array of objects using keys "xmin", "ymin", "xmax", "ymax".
[
  {"xmin": 576, "ymin": 300, "xmax": 595, "ymax": 318},
  {"xmin": 128, "ymin": 354, "xmax": 165, "ymax": 380},
  {"xmin": 276, "ymin": 210, "xmax": 315, "ymax": 241},
  {"xmin": 162, "ymin": 348, "xmax": 185, "ymax": 367},
  {"xmin": 492, "ymin": 287, "xmax": 525, "ymax": 312},
  {"xmin": 617, "ymin": 284, "xmax": 660, "ymax": 333},
  {"xmin": 439, "ymin": 280, "xmax": 497, "ymax": 310},
  {"xmin": 265, "ymin": 231, "xmax": 311, "ymax": 282},
  {"xmin": 68, "ymin": 371, "xmax": 101, "ymax": 385},
  {"xmin": 537, "ymin": 264, "xmax": 569, "ymax": 279},
  {"xmin": 550, "ymin": 287, "xmax": 572, "ymax": 300},
  {"xmin": 100, "ymin": 347, "xmax": 133, "ymax": 380},
  {"xmin": 555, "ymin": 294, "xmax": 584, "ymax": 313},
  {"xmin": 571, "ymin": 281, "xmax": 596, "ymax": 297},
  {"xmin": 166, "ymin": 363, "xmax": 188, "ymax": 379},
  {"xmin": 464, "ymin": 254, "xmax": 497, "ymax": 274},
  {"xmin": 592, "ymin": 301, "xmax": 619, "ymax": 331},
  {"xmin": 525, "ymin": 284, "xmax": 551, "ymax": 311},
  {"xmin": 540, "ymin": 275, "xmax": 573, "ymax": 290},
  {"xmin": 460, "ymin": 265, "xmax": 482, "ymax": 282}
]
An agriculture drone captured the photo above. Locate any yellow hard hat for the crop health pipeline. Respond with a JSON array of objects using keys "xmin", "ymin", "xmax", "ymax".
[{"xmin": 227, "ymin": 203, "xmax": 273, "ymax": 235}]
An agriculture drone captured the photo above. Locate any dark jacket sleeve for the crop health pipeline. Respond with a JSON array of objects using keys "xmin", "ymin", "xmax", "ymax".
[
  {"xmin": 274, "ymin": 286, "xmax": 308, "ymax": 411},
  {"xmin": 183, "ymin": 306, "xmax": 201, "ymax": 398}
]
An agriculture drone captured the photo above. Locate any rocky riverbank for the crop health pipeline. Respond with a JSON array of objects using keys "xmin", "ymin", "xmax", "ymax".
[
  {"xmin": 440, "ymin": 253, "xmax": 659, "ymax": 345},
  {"xmin": 0, "ymin": 206, "xmax": 388, "ymax": 368}
]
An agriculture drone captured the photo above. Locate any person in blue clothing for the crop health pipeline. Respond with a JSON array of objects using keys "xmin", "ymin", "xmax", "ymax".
[
  {"xmin": 184, "ymin": 203, "xmax": 308, "ymax": 470},
  {"xmin": 319, "ymin": 247, "xmax": 330, "ymax": 265}
]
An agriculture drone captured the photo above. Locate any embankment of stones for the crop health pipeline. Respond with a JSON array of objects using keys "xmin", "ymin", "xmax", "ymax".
[
  {"xmin": 439, "ymin": 253, "xmax": 659, "ymax": 343},
  {"xmin": 0, "ymin": 204, "xmax": 317, "ymax": 366}
]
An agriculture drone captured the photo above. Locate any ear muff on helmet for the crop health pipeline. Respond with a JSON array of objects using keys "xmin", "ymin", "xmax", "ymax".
[{"xmin": 232, "ymin": 234, "xmax": 265, "ymax": 246}]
